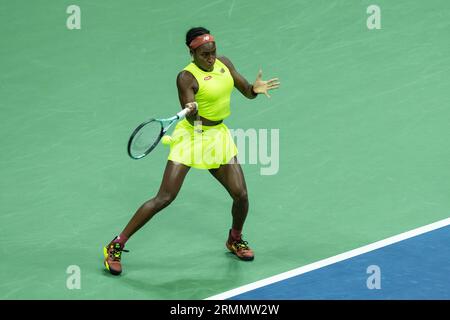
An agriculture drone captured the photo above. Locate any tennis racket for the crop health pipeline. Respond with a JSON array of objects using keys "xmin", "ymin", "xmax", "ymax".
[{"xmin": 127, "ymin": 107, "xmax": 190, "ymax": 159}]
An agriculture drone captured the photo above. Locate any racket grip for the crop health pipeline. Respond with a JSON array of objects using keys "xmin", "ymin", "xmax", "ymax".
[
  {"xmin": 177, "ymin": 102, "xmax": 198, "ymax": 119},
  {"xmin": 176, "ymin": 108, "xmax": 188, "ymax": 120}
]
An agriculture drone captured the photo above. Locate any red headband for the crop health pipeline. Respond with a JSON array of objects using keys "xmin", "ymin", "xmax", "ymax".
[{"xmin": 189, "ymin": 34, "xmax": 215, "ymax": 50}]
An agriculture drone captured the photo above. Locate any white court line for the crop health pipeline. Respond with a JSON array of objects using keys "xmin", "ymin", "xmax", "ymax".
[{"xmin": 205, "ymin": 217, "xmax": 450, "ymax": 300}]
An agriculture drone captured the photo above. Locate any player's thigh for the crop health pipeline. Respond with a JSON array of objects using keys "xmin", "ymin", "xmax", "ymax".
[
  {"xmin": 157, "ymin": 160, "xmax": 190, "ymax": 197},
  {"xmin": 209, "ymin": 157, "xmax": 248, "ymax": 198}
]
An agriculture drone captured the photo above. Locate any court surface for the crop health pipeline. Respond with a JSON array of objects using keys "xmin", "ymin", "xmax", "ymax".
[
  {"xmin": 210, "ymin": 219, "xmax": 450, "ymax": 299},
  {"xmin": 1, "ymin": 0, "xmax": 449, "ymax": 299}
]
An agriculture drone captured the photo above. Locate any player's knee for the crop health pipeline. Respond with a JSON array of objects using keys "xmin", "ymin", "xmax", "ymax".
[
  {"xmin": 232, "ymin": 189, "xmax": 248, "ymax": 203},
  {"xmin": 154, "ymin": 192, "xmax": 176, "ymax": 208}
]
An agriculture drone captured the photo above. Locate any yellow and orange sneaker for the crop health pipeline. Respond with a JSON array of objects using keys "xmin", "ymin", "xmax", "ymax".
[
  {"xmin": 226, "ymin": 231, "xmax": 254, "ymax": 261},
  {"xmin": 103, "ymin": 238, "xmax": 128, "ymax": 276}
]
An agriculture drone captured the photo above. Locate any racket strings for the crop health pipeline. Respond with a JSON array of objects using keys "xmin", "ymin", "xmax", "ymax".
[{"xmin": 129, "ymin": 120, "xmax": 163, "ymax": 158}]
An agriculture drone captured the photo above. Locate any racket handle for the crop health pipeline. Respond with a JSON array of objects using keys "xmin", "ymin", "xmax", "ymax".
[
  {"xmin": 177, "ymin": 102, "xmax": 198, "ymax": 120},
  {"xmin": 176, "ymin": 108, "xmax": 188, "ymax": 120}
]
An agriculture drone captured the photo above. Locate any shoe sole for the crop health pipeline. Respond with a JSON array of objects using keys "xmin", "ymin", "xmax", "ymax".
[{"xmin": 103, "ymin": 246, "xmax": 122, "ymax": 276}]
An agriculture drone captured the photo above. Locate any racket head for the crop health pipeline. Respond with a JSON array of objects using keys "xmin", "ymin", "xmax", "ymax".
[{"xmin": 127, "ymin": 119, "xmax": 164, "ymax": 159}]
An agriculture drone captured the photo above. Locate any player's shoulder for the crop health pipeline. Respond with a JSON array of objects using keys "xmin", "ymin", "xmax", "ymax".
[
  {"xmin": 217, "ymin": 56, "xmax": 235, "ymax": 70},
  {"xmin": 176, "ymin": 70, "xmax": 199, "ymax": 92},
  {"xmin": 177, "ymin": 70, "xmax": 196, "ymax": 84}
]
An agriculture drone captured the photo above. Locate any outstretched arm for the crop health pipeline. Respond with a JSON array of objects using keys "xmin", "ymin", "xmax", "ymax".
[{"xmin": 218, "ymin": 56, "xmax": 280, "ymax": 99}]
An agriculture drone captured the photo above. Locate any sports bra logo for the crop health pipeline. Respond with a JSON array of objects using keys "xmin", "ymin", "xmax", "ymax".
[{"xmin": 204, "ymin": 75, "xmax": 212, "ymax": 80}]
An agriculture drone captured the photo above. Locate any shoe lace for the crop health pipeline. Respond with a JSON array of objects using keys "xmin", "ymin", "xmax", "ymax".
[
  {"xmin": 109, "ymin": 243, "xmax": 129, "ymax": 261},
  {"xmin": 232, "ymin": 239, "xmax": 250, "ymax": 251}
]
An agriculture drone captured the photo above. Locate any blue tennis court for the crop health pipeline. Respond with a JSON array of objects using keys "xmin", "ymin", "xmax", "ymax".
[{"xmin": 207, "ymin": 219, "xmax": 450, "ymax": 300}]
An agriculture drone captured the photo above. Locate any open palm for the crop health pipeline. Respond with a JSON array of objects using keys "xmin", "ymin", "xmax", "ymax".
[{"xmin": 252, "ymin": 69, "xmax": 280, "ymax": 98}]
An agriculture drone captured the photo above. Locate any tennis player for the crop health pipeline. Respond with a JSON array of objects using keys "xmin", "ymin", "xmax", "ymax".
[{"xmin": 104, "ymin": 27, "xmax": 280, "ymax": 275}]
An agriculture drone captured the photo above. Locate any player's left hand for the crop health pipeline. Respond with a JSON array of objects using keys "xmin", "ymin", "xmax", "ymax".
[{"xmin": 252, "ymin": 69, "xmax": 280, "ymax": 98}]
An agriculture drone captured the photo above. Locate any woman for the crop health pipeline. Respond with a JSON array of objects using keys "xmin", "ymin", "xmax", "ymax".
[{"xmin": 104, "ymin": 27, "xmax": 280, "ymax": 275}]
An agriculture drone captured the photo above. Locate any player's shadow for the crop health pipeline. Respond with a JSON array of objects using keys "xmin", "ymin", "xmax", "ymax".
[
  {"xmin": 119, "ymin": 273, "xmax": 243, "ymax": 299},
  {"xmin": 100, "ymin": 249, "xmax": 250, "ymax": 298}
]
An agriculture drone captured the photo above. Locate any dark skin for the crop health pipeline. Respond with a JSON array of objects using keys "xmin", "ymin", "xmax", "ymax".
[{"xmin": 120, "ymin": 41, "xmax": 280, "ymax": 239}]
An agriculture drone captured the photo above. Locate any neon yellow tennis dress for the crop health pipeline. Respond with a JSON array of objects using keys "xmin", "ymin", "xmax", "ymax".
[{"xmin": 168, "ymin": 59, "xmax": 238, "ymax": 169}]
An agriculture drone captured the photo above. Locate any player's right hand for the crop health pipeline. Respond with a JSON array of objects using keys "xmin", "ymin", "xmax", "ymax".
[{"xmin": 185, "ymin": 102, "xmax": 198, "ymax": 116}]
